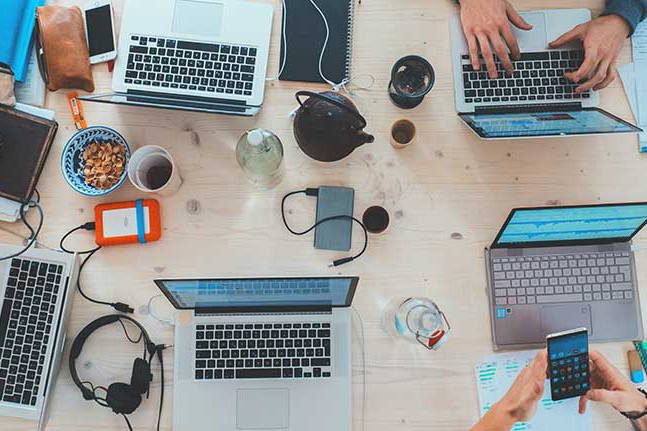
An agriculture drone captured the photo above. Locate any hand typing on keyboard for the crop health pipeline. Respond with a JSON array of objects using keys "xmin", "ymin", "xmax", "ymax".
[
  {"xmin": 548, "ymin": 15, "xmax": 631, "ymax": 93},
  {"xmin": 457, "ymin": 0, "xmax": 533, "ymax": 78},
  {"xmin": 456, "ymin": 0, "xmax": 636, "ymax": 89}
]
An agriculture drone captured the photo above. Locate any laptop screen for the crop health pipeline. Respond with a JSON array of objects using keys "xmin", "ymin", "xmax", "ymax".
[
  {"xmin": 492, "ymin": 203, "xmax": 647, "ymax": 248},
  {"xmin": 459, "ymin": 108, "xmax": 641, "ymax": 139},
  {"xmin": 154, "ymin": 277, "xmax": 359, "ymax": 310}
]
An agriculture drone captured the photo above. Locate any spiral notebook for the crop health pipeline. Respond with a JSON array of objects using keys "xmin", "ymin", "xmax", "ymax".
[{"xmin": 279, "ymin": 0, "xmax": 354, "ymax": 84}]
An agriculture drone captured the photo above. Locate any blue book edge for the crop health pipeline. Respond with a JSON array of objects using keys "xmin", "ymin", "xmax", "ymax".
[{"xmin": 2, "ymin": 0, "xmax": 44, "ymax": 82}]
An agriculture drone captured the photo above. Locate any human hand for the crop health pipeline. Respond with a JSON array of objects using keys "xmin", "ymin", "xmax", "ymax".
[
  {"xmin": 498, "ymin": 350, "xmax": 548, "ymax": 422},
  {"xmin": 549, "ymin": 14, "xmax": 630, "ymax": 93},
  {"xmin": 579, "ymin": 350, "xmax": 647, "ymax": 415},
  {"xmin": 459, "ymin": 0, "xmax": 532, "ymax": 79}
]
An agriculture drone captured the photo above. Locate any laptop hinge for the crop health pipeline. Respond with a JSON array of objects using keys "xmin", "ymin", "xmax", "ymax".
[
  {"xmin": 474, "ymin": 102, "xmax": 582, "ymax": 115},
  {"xmin": 126, "ymin": 89, "xmax": 248, "ymax": 106},
  {"xmin": 195, "ymin": 305, "xmax": 333, "ymax": 315}
]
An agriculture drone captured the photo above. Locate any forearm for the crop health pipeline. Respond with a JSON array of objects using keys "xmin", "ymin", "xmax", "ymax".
[
  {"xmin": 470, "ymin": 403, "xmax": 517, "ymax": 431},
  {"xmin": 603, "ymin": 0, "xmax": 647, "ymax": 35}
]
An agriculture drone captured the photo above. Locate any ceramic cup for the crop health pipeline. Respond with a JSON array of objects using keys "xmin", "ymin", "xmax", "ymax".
[
  {"xmin": 362, "ymin": 206, "xmax": 390, "ymax": 235},
  {"xmin": 390, "ymin": 119, "xmax": 417, "ymax": 149},
  {"xmin": 128, "ymin": 145, "xmax": 182, "ymax": 196}
]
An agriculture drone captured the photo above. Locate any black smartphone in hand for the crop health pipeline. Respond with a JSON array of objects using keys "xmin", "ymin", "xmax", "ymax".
[{"xmin": 547, "ymin": 328, "xmax": 590, "ymax": 401}]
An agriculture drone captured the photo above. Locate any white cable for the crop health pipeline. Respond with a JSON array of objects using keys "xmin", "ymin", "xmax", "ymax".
[
  {"xmin": 266, "ymin": 0, "xmax": 289, "ymax": 81},
  {"xmin": 341, "ymin": 74, "xmax": 376, "ymax": 98},
  {"xmin": 0, "ymin": 224, "xmax": 56, "ymax": 251},
  {"xmin": 308, "ymin": 0, "xmax": 348, "ymax": 89},
  {"xmin": 147, "ymin": 294, "xmax": 175, "ymax": 326},
  {"xmin": 351, "ymin": 306, "xmax": 366, "ymax": 431}
]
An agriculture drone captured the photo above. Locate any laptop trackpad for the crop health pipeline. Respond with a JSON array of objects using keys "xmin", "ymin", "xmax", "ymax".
[
  {"xmin": 540, "ymin": 304, "xmax": 592, "ymax": 338},
  {"xmin": 515, "ymin": 12, "xmax": 547, "ymax": 51},
  {"xmin": 237, "ymin": 389, "xmax": 289, "ymax": 429},
  {"xmin": 173, "ymin": 0, "xmax": 223, "ymax": 38}
]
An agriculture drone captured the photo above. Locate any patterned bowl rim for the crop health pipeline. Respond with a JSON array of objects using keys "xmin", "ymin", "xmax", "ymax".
[{"xmin": 61, "ymin": 126, "xmax": 131, "ymax": 196}]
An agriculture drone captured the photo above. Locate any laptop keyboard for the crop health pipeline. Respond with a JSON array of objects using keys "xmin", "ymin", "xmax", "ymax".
[
  {"xmin": 492, "ymin": 252, "xmax": 633, "ymax": 306},
  {"xmin": 194, "ymin": 323, "xmax": 332, "ymax": 380},
  {"xmin": 0, "ymin": 258, "xmax": 63, "ymax": 406},
  {"xmin": 461, "ymin": 51, "xmax": 591, "ymax": 104},
  {"xmin": 125, "ymin": 35, "xmax": 257, "ymax": 96}
]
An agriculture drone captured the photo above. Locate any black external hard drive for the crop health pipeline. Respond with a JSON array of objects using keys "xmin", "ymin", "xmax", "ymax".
[{"xmin": 314, "ymin": 186, "xmax": 354, "ymax": 251}]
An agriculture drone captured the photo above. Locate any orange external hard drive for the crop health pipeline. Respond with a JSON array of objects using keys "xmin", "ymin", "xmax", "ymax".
[{"xmin": 94, "ymin": 199, "xmax": 161, "ymax": 246}]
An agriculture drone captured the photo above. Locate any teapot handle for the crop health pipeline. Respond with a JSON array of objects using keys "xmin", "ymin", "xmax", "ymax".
[{"xmin": 295, "ymin": 91, "xmax": 367, "ymax": 129}]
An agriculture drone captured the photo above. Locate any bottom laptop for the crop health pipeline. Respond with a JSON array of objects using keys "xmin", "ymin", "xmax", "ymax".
[
  {"xmin": 154, "ymin": 276, "xmax": 358, "ymax": 431},
  {"xmin": 0, "ymin": 245, "xmax": 79, "ymax": 430},
  {"xmin": 485, "ymin": 203, "xmax": 646, "ymax": 350}
]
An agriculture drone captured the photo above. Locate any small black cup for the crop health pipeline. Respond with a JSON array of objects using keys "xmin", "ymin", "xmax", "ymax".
[
  {"xmin": 362, "ymin": 206, "xmax": 390, "ymax": 234},
  {"xmin": 388, "ymin": 55, "xmax": 435, "ymax": 109}
]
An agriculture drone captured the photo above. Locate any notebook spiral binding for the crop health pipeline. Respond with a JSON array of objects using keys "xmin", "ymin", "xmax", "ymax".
[{"xmin": 344, "ymin": 0, "xmax": 355, "ymax": 82}]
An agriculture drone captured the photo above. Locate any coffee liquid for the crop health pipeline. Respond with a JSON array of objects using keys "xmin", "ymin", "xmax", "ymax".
[
  {"xmin": 363, "ymin": 206, "xmax": 390, "ymax": 234},
  {"xmin": 393, "ymin": 122, "xmax": 415, "ymax": 144},
  {"xmin": 146, "ymin": 159, "xmax": 172, "ymax": 190}
]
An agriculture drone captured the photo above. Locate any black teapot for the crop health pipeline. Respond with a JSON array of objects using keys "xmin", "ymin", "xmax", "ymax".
[{"xmin": 293, "ymin": 91, "xmax": 374, "ymax": 162}]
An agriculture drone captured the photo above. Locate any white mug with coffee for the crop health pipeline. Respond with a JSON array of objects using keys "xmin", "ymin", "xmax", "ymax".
[{"xmin": 128, "ymin": 145, "xmax": 182, "ymax": 196}]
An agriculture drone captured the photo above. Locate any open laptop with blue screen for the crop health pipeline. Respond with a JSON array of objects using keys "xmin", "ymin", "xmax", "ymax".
[
  {"xmin": 484, "ymin": 203, "xmax": 646, "ymax": 350},
  {"xmin": 154, "ymin": 276, "xmax": 358, "ymax": 431},
  {"xmin": 450, "ymin": 9, "xmax": 643, "ymax": 139}
]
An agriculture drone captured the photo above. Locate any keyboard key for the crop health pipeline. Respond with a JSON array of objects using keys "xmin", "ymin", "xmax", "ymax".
[
  {"xmin": 536, "ymin": 294, "xmax": 583, "ymax": 303},
  {"xmin": 236, "ymin": 368, "xmax": 281, "ymax": 379}
]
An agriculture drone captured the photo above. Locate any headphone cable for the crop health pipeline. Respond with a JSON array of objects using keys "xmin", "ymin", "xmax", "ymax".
[
  {"xmin": 155, "ymin": 346, "xmax": 166, "ymax": 431},
  {"xmin": 281, "ymin": 189, "xmax": 368, "ymax": 266},
  {"xmin": 122, "ymin": 413, "xmax": 134, "ymax": 431}
]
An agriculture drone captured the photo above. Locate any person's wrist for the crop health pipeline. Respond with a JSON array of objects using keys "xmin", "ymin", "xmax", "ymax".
[
  {"xmin": 621, "ymin": 389, "xmax": 647, "ymax": 416},
  {"xmin": 601, "ymin": 14, "xmax": 631, "ymax": 38},
  {"xmin": 491, "ymin": 398, "xmax": 522, "ymax": 426}
]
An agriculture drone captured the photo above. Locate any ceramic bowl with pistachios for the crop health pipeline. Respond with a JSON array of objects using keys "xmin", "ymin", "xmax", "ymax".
[{"xmin": 61, "ymin": 126, "xmax": 131, "ymax": 196}]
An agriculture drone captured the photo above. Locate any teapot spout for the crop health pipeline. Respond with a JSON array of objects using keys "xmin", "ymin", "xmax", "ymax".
[{"xmin": 356, "ymin": 131, "xmax": 375, "ymax": 147}]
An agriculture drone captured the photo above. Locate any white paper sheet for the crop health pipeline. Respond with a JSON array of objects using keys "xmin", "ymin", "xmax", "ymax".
[
  {"xmin": 633, "ymin": 20, "xmax": 647, "ymax": 60},
  {"xmin": 475, "ymin": 351, "xmax": 592, "ymax": 431},
  {"xmin": 618, "ymin": 63, "xmax": 647, "ymax": 152},
  {"xmin": 14, "ymin": 46, "xmax": 46, "ymax": 107}
]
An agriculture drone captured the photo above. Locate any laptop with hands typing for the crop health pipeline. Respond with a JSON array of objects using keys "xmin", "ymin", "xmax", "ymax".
[{"xmin": 450, "ymin": 9, "xmax": 642, "ymax": 139}]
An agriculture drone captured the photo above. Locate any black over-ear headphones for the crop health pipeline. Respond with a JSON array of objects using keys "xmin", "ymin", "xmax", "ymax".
[{"xmin": 69, "ymin": 315, "xmax": 167, "ymax": 431}]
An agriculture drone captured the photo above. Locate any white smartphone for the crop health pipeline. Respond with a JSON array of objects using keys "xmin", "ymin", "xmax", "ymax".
[{"xmin": 83, "ymin": 0, "xmax": 117, "ymax": 64}]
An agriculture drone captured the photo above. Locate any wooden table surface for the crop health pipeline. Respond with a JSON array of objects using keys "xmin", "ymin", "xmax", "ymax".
[{"xmin": 2, "ymin": 0, "xmax": 645, "ymax": 429}]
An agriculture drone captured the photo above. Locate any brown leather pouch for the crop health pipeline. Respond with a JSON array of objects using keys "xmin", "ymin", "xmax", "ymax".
[{"xmin": 35, "ymin": 6, "xmax": 94, "ymax": 92}]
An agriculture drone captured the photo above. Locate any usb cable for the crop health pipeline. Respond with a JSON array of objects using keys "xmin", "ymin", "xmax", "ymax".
[
  {"xmin": 281, "ymin": 188, "xmax": 368, "ymax": 267},
  {"xmin": 60, "ymin": 223, "xmax": 134, "ymax": 314}
]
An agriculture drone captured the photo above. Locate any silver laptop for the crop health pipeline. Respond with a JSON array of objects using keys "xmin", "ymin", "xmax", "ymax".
[
  {"xmin": 450, "ymin": 9, "xmax": 642, "ymax": 139},
  {"xmin": 80, "ymin": 0, "xmax": 273, "ymax": 116},
  {"xmin": 485, "ymin": 203, "xmax": 646, "ymax": 351},
  {"xmin": 0, "ymin": 245, "xmax": 79, "ymax": 431},
  {"xmin": 154, "ymin": 276, "xmax": 358, "ymax": 431}
]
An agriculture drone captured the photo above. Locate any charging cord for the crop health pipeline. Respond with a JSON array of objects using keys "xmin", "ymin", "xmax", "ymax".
[
  {"xmin": 60, "ymin": 223, "xmax": 134, "ymax": 314},
  {"xmin": 281, "ymin": 188, "xmax": 368, "ymax": 267},
  {"xmin": 268, "ymin": 0, "xmax": 375, "ymax": 100},
  {"xmin": 148, "ymin": 294, "xmax": 175, "ymax": 326},
  {"xmin": 0, "ymin": 199, "xmax": 44, "ymax": 261}
]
